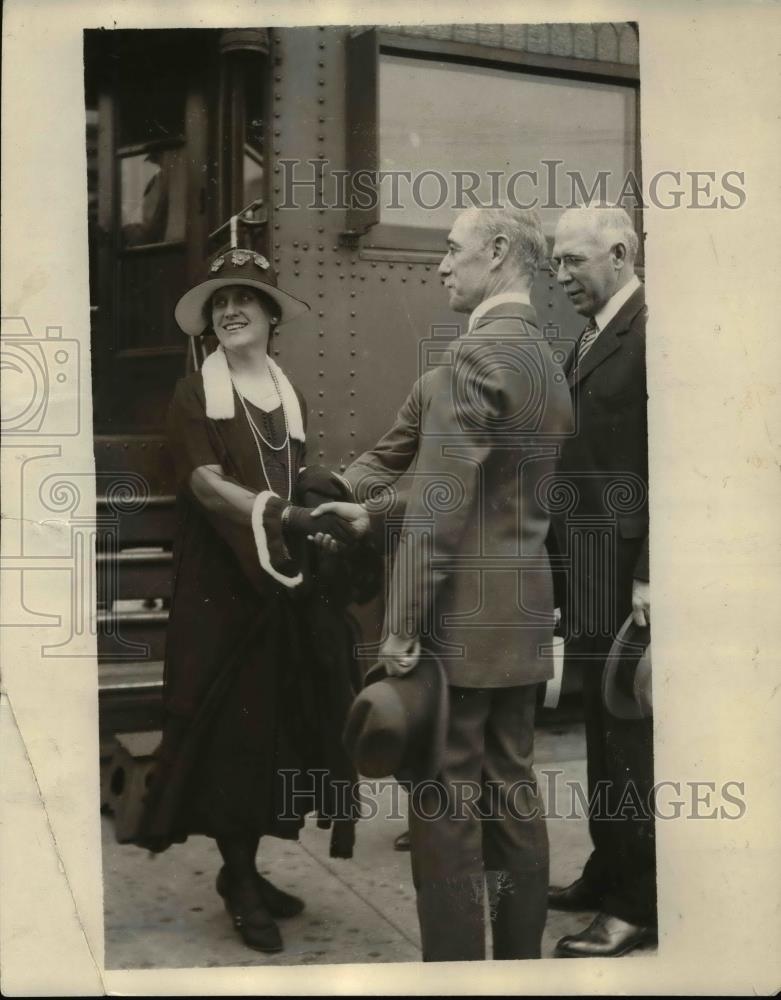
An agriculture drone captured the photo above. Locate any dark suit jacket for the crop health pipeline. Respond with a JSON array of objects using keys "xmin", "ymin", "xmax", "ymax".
[
  {"xmin": 346, "ymin": 302, "xmax": 573, "ymax": 688},
  {"xmin": 551, "ymin": 283, "xmax": 648, "ymax": 657}
]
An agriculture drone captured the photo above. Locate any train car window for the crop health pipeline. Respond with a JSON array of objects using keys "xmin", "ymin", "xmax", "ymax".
[
  {"xmin": 85, "ymin": 28, "xmax": 216, "ymax": 432},
  {"xmin": 120, "ymin": 145, "xmax": 187, "ymax": 248},
  {"xmin": 346, "ymin": 29, "xmax": 641, "ymax": 256},
  {"xmin": 378, "ymin": 53, "xmax": 637, "ymax": 237},
  {"xmin": 118, "ymin": 79, "xmax": 185, "ymax": 148}
]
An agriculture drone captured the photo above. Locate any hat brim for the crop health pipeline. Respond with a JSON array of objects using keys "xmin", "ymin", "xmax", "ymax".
[
  {"xmin": 174, "ymin": 277, "xmax": 310, "ymax": 337},
  {"xmin": 602, "ymin": 615, "xmax": 652, "ymax": 720},
  {"xmin": 344, "ymin": 655, "xmax": 449, "ymax": 783}
]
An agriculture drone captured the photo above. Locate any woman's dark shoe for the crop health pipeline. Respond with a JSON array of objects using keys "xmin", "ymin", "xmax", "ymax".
[
  {"xmin": 216, "ymin": 869, "xmax": 283, "ymax": 953},
  {"xmin": 217, "ymin": 867, "xmax": 304, "ymax": 920}
]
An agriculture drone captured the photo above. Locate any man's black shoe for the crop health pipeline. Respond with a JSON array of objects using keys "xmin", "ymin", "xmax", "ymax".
[
  {"xmin": 547, "ymin": 876, "xmax": 603, "ymax": 912},
  {"xmin": 393, "ymin": 829, "xmax": 411, "ymax": 851},
  {"xmin": 554, "ymin": 912, "xmax": 657, "ymax": 958}
]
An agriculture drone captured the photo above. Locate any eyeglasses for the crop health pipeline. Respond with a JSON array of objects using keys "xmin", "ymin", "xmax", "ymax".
[
  {"xmin": 549, "ymin": 255, "xmax": 587, "ymax": 274},
  {"xmin": 549, "ymin": 246, "xmax": 617, "ymax": 275}
]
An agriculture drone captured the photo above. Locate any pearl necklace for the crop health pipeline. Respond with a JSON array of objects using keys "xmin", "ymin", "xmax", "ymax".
[{"xmin": 235, "ymin": 365, "xmax": 292, "ymax": 501}]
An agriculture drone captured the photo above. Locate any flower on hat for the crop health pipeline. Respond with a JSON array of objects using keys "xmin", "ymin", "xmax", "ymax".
[{"xmin": 175, "ymin": 248, "xmax": 307, "ymax": 336}]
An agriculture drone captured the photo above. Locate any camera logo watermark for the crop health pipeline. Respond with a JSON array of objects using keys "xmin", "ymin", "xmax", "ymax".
[
  {"xmin": 1, "ymin": 317, "xmax": 81, "ymax": 437},
  {"xmin": 1, "ymin": 315, "xmax": 162, "ymax": 659}
]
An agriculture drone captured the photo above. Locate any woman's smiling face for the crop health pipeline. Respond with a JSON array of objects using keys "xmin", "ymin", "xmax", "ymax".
[{"xmin": 211, "ymin": 285, "xmax": 272, "ymax": 352}]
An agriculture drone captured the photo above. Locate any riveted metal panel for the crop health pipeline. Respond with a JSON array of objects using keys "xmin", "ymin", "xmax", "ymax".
[
  {"xmin": 267, "ymin": 27, "xmax": 589, "ymax": 476},
  {"xmin": 267, "ymin": 26, "xmax": 354, "ymax": 470}
]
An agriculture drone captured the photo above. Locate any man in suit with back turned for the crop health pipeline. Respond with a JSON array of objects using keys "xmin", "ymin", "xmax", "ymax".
[
  {"xmin": 547, "ymin": 204, "xmax": 656, "ymax": 958},
  {"xmin": 316, "ymin": 205, "xmax": 573, "ymax": 961}
]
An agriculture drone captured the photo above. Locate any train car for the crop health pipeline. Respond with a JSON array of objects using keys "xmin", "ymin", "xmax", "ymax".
[{"xmin": 84, "ymin": 22, "xmax": 642, "ymax": 742}]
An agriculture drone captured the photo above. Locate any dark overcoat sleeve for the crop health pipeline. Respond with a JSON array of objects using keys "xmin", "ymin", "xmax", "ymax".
[{"xmin": 343, "ymin": 378, "xmax": 423, "ymax": 531}]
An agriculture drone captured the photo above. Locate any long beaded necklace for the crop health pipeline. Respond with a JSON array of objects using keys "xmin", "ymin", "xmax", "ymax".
[{"xmin": 235, "ymin": 364, "xmax": 293, "ymax": 501}]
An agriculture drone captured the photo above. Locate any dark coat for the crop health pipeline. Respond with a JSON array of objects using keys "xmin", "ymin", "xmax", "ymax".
[
  {"xmin": 134, "ymin": 372, "xmax": 367, "ymax": 856},
  {"xmin": 345, "ymin": 302, "xmax": 573, "ymax": 687},
  {"xmin": 550, "ymin": 283, "xmax": 649, "ymax": 658}
]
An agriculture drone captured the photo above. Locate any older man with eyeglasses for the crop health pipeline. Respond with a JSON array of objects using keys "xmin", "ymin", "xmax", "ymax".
[{"xmin": 546, "ymin": 204, "xmax": 656, "ymax": 958}]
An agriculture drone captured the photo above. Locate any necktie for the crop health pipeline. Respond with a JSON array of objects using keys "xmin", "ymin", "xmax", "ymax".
[{"xmin": 576, "ymin": 319, "xmax": 599, "ymax": 367}]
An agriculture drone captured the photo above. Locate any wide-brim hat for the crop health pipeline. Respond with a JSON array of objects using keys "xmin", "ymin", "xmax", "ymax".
[
  {"xmin": 602, "ymin": 615, "xmax": 652, "ymax": 720},
  {"xmin": 174, "ymin": 248, "xmax": 309, "ymax": 336},
  {"xmin": 342, "ymin": 654, "xmax": 449, "ymax": 784}
]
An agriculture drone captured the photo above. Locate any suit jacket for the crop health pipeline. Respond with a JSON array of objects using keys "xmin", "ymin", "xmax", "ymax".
[
  {"xmin": 346, "ymin": 303, "xmax": 573, "ymax": 688},
  {"xmin": 551, "ymin": 283, "xmax": 649, "ymax": 656}
]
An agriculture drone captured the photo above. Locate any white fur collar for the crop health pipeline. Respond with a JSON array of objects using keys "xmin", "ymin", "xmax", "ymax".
[{"xmin": 200, "ymin": 346, "xmax": 305, "ymax": 442}]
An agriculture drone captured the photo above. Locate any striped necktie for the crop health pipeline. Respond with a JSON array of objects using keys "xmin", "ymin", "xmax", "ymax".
[{"xmin": 576, "ymin": 319, "xmax": 600, "ymax": 367}]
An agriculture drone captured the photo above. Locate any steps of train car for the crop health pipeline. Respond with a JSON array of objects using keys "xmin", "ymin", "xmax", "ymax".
[
  {"xmin": 96, "ymin": 548, "xmax": 173, "ymax": 602},
  {"xmin": 98, "ymin": 660, "xmax": 164, "ymax": 748},
  {"xmin": 94, "ymin": 438, "xmax": 176, "ymax": 744}
]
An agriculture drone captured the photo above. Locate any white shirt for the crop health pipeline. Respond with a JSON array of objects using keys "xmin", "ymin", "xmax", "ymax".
[
  {"xmin": 593, "ymin": 274, "xmax": 641, "ymax": 333},
  {"xmin": 468, "ymin": 292, "xmax": 531, "ymax": 334}
]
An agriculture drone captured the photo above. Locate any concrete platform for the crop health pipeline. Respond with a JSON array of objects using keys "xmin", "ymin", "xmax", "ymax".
[{"xmin": 102, "ymin": 721, "xmax": 656, "ymax": 968}]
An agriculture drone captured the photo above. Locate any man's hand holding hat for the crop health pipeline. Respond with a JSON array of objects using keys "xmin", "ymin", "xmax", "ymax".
[{"xmin": 379, "ymin": 634, "xmax": 421, "ymax": 677}]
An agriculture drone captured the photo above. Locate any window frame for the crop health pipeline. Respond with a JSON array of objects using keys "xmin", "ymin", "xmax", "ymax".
[
  {"xmin": 345, "ymin": 28, "xmax": 642, "ymax": 262},
  {"xmin": 116, "ymin": 136, "xmax": 189, "ymax": 252}
]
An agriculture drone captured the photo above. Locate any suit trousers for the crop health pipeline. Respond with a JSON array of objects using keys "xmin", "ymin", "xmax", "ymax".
[
  {"xmin": 578, "ymin": 660, "xmax": 657, "ymax": 927},
  {"xmin": 407, "ymin": 684, "xmax": 549, "ymax": 962}
]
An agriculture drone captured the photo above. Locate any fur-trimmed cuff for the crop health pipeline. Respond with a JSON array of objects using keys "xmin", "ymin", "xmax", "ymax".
[{"xmin": 251, "ymin": 492, "xmax": 303, "ymax": 588}]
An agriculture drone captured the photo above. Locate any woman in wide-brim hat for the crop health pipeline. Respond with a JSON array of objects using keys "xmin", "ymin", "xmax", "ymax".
[
  {"xmin": 133, "ymin": 249, "xmax": 377, "ymax": 953},
  {"xmin": 173, "ymin": 248, "xmax": 309, "ymax": 336}
]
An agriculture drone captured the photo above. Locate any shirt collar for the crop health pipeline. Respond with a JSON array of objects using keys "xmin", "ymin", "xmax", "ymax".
[
  {"xmin": 468, "ymin": 292, "xmax": 531, "ymax": 333},
  {"xmin": 594, "ymin": 274, "xmax": 641, "ymax": 333}
]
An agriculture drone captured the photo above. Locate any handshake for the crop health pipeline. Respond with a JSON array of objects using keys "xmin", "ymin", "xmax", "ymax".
[{"xmin": 283, "ymin": 501, "xmax": 371, "ymax": 553}]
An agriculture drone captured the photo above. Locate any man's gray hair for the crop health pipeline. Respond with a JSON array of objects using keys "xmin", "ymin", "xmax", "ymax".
[
  {"xmin": 475, "ymin": 206, "xmax": 547, "ymax": 277},
  {"xmin": 561, "ymin": 203, "xmax": 640, "ymax": 262}
]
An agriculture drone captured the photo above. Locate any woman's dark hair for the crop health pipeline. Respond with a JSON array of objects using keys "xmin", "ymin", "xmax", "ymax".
[{"xmin": 200, "ymin": 285, "xmax": 281, "ymax": 335}]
